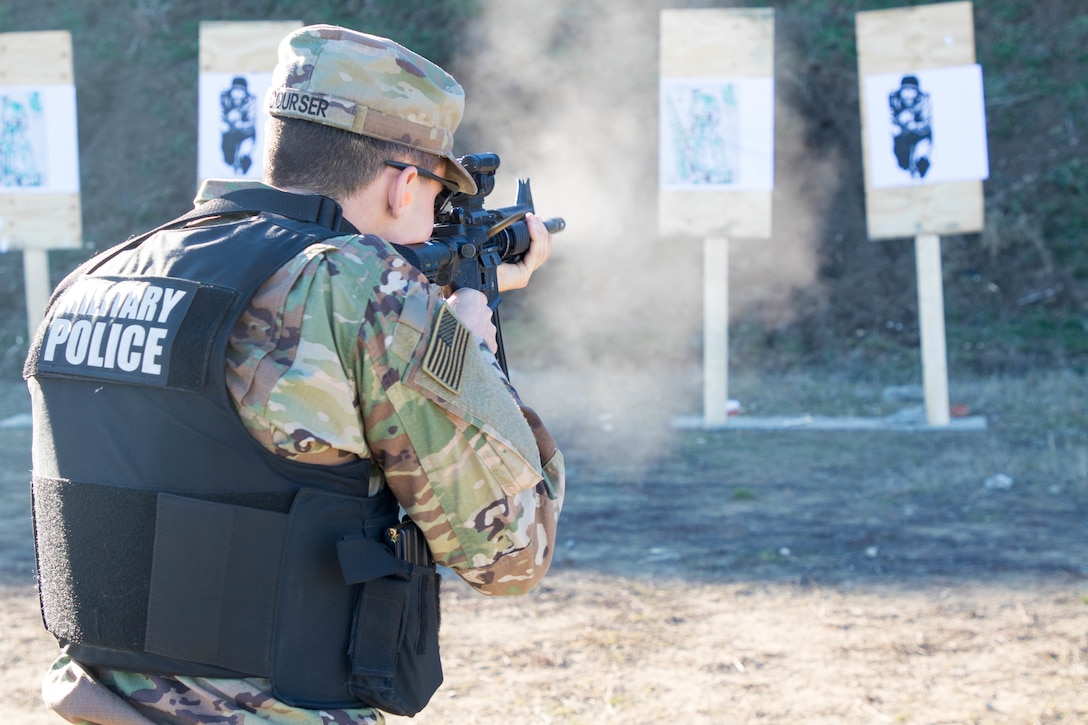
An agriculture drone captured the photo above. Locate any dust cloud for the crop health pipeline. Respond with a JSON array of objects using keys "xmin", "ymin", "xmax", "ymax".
[{"xmin": 450, "ymin": 1, "xmax": 843, "ymax": 462}]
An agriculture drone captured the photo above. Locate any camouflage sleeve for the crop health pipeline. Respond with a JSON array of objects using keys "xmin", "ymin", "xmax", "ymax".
[
  {"xmin": 227, "ymin": 229, "xmax": 564, "ymax": 595},
  {"xmin": 353, "ymin": 249, "xmax": 565, "ymax": 595}
]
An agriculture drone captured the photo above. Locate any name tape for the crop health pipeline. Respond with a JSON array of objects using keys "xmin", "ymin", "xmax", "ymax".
[{"xmin": 267, "ymin": 88, "xmax": 358, "ymax": 131}]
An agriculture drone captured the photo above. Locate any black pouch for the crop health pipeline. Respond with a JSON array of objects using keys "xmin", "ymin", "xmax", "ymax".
[{"xmin": 336, "ymin": 521, "xmax": 442, "ymax": 716}]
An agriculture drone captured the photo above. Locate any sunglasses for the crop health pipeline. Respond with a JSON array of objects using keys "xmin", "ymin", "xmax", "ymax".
[{"xmin": 385, "ymin": 160, "xmax": 459, "ymax": 213}]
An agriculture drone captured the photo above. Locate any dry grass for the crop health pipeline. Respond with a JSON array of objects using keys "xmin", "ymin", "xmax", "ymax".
[{"xmin": 1, "ymin": 371, "xmax": 1086, "ymax": 723}]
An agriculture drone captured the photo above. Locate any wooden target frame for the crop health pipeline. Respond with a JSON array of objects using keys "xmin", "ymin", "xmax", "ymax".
[
  {"xmin": 857, "ymin": 1, "xmax": 987, "ymax": 426},
  {"xmin": 0, "ymin": 31, "xmax": 81, "ymax": 338},
  {"xmin": 197, "ymin": 20, "xmax": 301, "ymax": 185},
  {"xmin": 660, "ymin": 8, "xmax": 775, "ymax": 429}
]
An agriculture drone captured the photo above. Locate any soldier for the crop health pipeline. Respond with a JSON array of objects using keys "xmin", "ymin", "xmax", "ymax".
[
  {"xmin": 27, "ymin": 24, "xmax": 564, "ymax": 724},
  {"xmin": 888, "ymin": 74, "xmax": 933, "ymax": 179},
  {"xmin": 1, "ymin": 94, "xmax": 42, "ymax": 187},
  {"xmin": 219, "ymin": 75, "xmax": 258, "ymax": 175}
]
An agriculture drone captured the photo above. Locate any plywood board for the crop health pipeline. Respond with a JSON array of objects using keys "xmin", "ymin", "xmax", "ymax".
[
  {"xmin": 659, "ymin": 9, "xmax": 774, "ymax": 240},
  {"xmin": 0, "ymin": 31, "xmax": 81, "ymax": 250},
  {"xmin": 659, "ymin": 190, "xmax": 772, "ymax": 239},
  {"xmin": 856, "ymin": 2, "xmax": 984, "ymax": 239},
  {"xmin": 199, "ymin": 21, "xmax": 302, "ymax": 73},
  {"xmin": 0, "ymin": 31, "xmax": 74, "ymax": 85},
  {"xmin": 0, "ymin": 195, "xmax": 81, "ymax": 250},
  {"xmin": 856, "ymin": 1, "xmax": 975, "ymax": 75},
  {"xmin": 661, "ymin": 9, "xmax": 775, "ymax": 77},
  {"xmin": 866, "ymin": 179, "xmax": 983, "ymax": 239}
]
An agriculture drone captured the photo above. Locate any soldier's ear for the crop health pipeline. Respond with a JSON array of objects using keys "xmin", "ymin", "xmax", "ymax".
[{"xmin": 387, "ymin": 164, "xmax": 417, "ymax": 219}]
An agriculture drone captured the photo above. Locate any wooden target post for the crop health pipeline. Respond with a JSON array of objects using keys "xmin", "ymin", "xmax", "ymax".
[
  {"xmin": 857, "ymin": 1, "xmax": 988, "ymax": 427},
  {"xmin": 0, "ymin": 31, "xmax": 82, "ymax": 338},
  {"xmin": 198, "ymin": 21, "xmax": 301, "ymax": 185},
  {"xmin": 660, "ymin": 9, "xmax": 775, "ymax": 429}
]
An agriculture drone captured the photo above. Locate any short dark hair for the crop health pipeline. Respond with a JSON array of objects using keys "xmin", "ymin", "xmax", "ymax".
[{"xmin": 264, "ymin": 117, "xmax": 442, "ymax": 201}]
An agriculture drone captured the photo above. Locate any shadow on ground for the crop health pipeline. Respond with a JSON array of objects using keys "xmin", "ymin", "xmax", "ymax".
[
  {"xmin": 552, "ymin": 425, "xmax": 1088, "ymax": 587},
  {"xmin": 2, "ymin": 379, "xmax": 1086, "ymax": 592}
]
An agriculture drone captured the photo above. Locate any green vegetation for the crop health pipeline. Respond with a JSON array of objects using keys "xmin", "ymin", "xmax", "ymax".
[
  {"xmin": 0, "ymin": 0, "xmax": 484, "ymax": 373},
  {"xmin": 0, "ymin": 0, "xmax": 1084, "ymax": 379},
  {"xmin": 751, "ymin": 0, "xmax": 1086, "ymax": 376}
]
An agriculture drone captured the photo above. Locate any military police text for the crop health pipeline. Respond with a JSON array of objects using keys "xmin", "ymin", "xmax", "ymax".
[{"xmin": 42, "ymin": 279, "xmax": 189, "ymax": 375}]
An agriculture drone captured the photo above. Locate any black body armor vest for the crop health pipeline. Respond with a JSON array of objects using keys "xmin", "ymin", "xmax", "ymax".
[{"xmin": 24, "ymin": 195, "xmax": 417, "ymax": 708}]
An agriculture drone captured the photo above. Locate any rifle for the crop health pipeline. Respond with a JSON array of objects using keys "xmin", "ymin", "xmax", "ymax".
[{"xmin": 393, "ymin": 153, "xmax": 565, "ymax": 375}]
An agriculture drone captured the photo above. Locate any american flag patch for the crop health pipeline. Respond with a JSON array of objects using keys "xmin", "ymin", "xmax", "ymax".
[{"xmin": 422, "ymin": 306, "xmax": 471, "ymax": 394}]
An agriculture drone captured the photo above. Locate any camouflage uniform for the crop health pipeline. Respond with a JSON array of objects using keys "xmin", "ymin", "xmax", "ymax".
[
  {"xmin": 41, "ymin": 25, "xmax": 564, "ymax": 725},
  {"xmin": 43, "ymin": 178, "xmax": 565, "ymax": 725}
]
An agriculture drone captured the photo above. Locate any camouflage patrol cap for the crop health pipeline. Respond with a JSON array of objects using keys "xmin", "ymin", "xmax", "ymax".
[{"xmin": 267, "ymin": 24, "xmax": 476, "ymax": 194}]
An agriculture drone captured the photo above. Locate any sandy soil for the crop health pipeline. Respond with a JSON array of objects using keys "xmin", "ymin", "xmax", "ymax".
[
  {"xmin": 389, "ymin": 573, "xmax": 1088, "ymax": 724},
  {"xmin": 2, "ymin": 371, "xmax": 1086, "ymax": 724}
]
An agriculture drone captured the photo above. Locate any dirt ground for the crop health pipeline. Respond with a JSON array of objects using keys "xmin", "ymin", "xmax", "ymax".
[{"xmin": 1, "ymin": 370, "xmax": 1086, "ymax": 724}]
